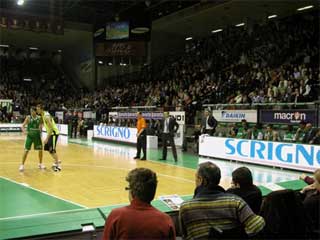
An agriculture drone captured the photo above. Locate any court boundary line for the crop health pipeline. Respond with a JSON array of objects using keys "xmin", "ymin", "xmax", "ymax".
[
  {"xmin": 0, "ymin": 208, "xmax": 89, "ymax": 221},
  {"xmin": 0, "ymin": 176, "xmax": 87, "ymax": 209}
]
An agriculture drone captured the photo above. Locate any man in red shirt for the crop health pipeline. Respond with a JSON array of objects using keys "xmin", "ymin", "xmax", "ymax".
[{"xmin": 102, "ymin": 168, "xmax": 176, "ymax": 240}]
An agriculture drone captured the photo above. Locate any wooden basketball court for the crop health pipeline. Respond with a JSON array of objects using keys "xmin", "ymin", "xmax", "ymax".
[{"xmin": 0, "ymin": 133, "xmax": 301, "ymax": 221}]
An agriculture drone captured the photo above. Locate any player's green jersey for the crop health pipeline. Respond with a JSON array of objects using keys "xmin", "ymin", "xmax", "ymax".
[
  {"xmin": 27, "ymin": 115, "xmax": 41, "ymax": 137},
  {"xmin": 42, "ymin": 111, "xmax": 60, "ymax": 135}
]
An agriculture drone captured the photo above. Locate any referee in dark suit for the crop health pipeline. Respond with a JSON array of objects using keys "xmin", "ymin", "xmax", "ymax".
[{"xmin": 160, "ymin": 112, "xmax": 179, "ymax": 162}]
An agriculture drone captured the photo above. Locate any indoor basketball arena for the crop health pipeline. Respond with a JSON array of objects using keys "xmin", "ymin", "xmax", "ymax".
[{"xmin": 0, "ymin": 0, "xmax": 319, "ymax": 239}]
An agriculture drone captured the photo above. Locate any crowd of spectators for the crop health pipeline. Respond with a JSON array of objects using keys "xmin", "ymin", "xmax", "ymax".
[
  {"xmin": 0, "ymin": 11, "xmax": 319, "ymax": 125},
  {"xmin": 0, "ymin": 48, "xmax": 78, "ymax": 118},
  {"xmin": 224, "ymin": 119, "xmax": 320, "ymax": 144},
  {"xmin": 76, "ymin": 11, "xmax": 319, "ymax": 121}
]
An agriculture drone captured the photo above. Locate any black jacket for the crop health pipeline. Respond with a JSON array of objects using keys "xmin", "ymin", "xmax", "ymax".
[
  {"xmin": 161, "ymin": 117, "xmax": 179, "ymax": 135},
  {"xmin": 201, "ymin": 116, "xmax": 218, "ymax": 132}
]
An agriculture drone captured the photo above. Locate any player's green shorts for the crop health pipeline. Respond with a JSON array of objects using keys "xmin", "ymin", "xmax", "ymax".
[{"xmin": 25, "ymin": 134, "xmax": 42, "ymax": 150}]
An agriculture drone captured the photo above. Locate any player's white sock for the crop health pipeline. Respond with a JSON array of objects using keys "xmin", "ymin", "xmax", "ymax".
[
  {"xmin": 19, "ymin": 165, "xmax": 24, "ymax": 172},
  {"xmin": 38, "ymin": 163, "xmax": 46, "ymax": 170}
]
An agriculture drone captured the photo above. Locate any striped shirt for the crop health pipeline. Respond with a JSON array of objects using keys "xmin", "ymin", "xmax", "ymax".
[{"xmin": 179, "ymin": 185, "xmax": 265, "ymax": 239}]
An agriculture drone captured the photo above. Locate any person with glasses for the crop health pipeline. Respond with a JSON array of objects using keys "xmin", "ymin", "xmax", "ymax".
[{"xmin": 102, "ymin": 168, "xmax": 176, "ymax": 240}]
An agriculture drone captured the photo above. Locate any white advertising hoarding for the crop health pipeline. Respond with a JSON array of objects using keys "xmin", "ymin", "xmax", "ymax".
[
  {"xmin": 0, "ymin": 123, "xmax": 21, "ymax": 132},
  {"xmin": 199, "ymin": 136, "xmax": 320, "ymax": 172},
  {"xmin": 212, "ymin": 110, "xmax": 257, "ymax": 123},
  {"xmin": 42, "ymin": 124, "xmax": 68, "ymax": 136},
  {"xmin": 94, "ymin": 125, "xmax": 137, "ymax": 144}
]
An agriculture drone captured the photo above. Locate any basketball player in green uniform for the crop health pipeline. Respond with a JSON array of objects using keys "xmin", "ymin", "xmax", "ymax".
[
  {"xmin": 19, "ymin": 107, "xmax": 45, "ymax": 171},
  {"xmin": 36, "ymin": 104, "xmax": 62, "ymax": 171}
]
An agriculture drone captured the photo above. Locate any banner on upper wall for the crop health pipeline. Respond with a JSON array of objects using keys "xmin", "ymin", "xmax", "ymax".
[
  {"xmin": 0, "ymin": 12, "xmax": 63, "ymax": 34},
  {"xmin": 110, "ymin": 111, "xmax": 185, "ymax": 124},
  {"xmin": 260, "ymin": 109, "xmax": 318, "ymax": 125},
  {"xmin": 212, "ymin": 110, "xmax": 257, "ymax": 123},
  {"xmin": 95, "ymin": 41, "xmax": 146, "ymax": 56},
  {"xmin": 199, "ymin": 136, "xmax": 320, "ymax": 172}
]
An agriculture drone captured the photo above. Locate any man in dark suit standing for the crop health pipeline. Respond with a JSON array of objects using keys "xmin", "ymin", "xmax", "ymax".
[
  {"xmin": 201, "ymin": 109, "xmax": 218, "ymax": 136},
  {"xmin": 302, "ymin": 123, "xmax": 317, "ymax": 144},
  {"xmin": 160, "ymin": 112, "xmax": 179, "ymax": 162}
]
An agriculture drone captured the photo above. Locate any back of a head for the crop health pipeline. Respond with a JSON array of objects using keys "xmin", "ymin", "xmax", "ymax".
[
  {"xmin": 197, "ymin": 162, "xmax": 221, "ymax": 186},
  {"xmin": 126, "ymin": 168, "xmax": 158, "ymax": 203},
  {"xmin": 260, "ymin": 189, "xmax": 308, "ymax": 238},
  {"xmin": 232, "ymin": 167, "xmax": 253, "ymax": 188}
]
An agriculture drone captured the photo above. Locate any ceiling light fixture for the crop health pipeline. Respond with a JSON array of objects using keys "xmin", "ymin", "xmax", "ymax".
[
  {"xmin": 212, "ymin": 29, "xmax": 223, "ymax": 33},
  {"xmin": 297, "ymin": 5, "xmax": 313, "ymax": 11},
  {"xmin": 268, "ymin": 15, "xmax": 277, "ymax": 19},
  {"xmin": 235, "ymin": 23, "xmax": 245, "ymax": 27},
  {"xmin": 17, "ymin": 0, "xmax": 24, "ymax": 6}
]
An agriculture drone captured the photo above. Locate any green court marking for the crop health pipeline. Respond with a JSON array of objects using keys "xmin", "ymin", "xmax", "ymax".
[
  {"xmin": 0, "ymin": 177, "xmax": 84, "ymax": 219},
  {"xmin": 0, "ymin": 208, "xmax": 104, "ymax": 240}
]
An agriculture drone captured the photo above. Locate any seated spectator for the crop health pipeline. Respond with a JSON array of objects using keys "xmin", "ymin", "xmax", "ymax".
[
  {"xmin": 102, "ymin": 168, "xmax": 176, "ymax": 240},
  {"xmin": 226, "ymin": 167, "xmax": 262, "ymax": 214},
  {"xmin": 179, "ymin": 162, "xmax": 265, "ymax": 239},
  {"xmin": 283, "ymin": 124, "xmax": 295, "ymax": 142},
  {"xmin": 302, "ymin": 123, "xmax": 317, "ymax": 144},
  {"xmin": 264, "ymin": 124, "xmax": 280, "ymax": 141},
  {"xmin": 309, "ymin": 128, "xmax": 320, "ymax": 144},
  {"xmin": 228, "ymin": 123, "xmax": 238, "ymax": 137},
  {"xmin": 249, "ymin": 123, "xmax": 264, "ymax": 140},
  {"xmin": 300, "ymin": 169, "xmax": 320, "ymax": 236},
  {"xmin": 236, "ymin": 119, "xmax": 249, "ymax": 139},
  {"xmin": 294, "ymin": 121, "xmax": 306, "ymax": 143},
  {"xmin": 260, "ymin": 189, "xmax": 310, "ymax": 239}
]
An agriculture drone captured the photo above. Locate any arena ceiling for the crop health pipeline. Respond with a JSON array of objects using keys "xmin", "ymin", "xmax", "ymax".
[
  {"xmin": 0, "ymin": 0, "xmax": 203, "ymax": 24},
  {"xmin": 153, "ymin": 0, "xmax": 319, "ymax": 38}
]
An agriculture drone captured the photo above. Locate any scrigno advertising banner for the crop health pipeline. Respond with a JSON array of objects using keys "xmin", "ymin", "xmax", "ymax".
[
  {"xmin": 199, "ymin": 136, "xmax": 320, "ymax": 172},
  {"xmin": 94, "ymin": 125, "xmax": 137, "ymax": 144},
  {"xmin": 260, "ymin": 109, "xmax": 318, "ymax": 125},
  {"xmin": 212, "ymin": 110, "xmax": 257, "ymax": 123}
]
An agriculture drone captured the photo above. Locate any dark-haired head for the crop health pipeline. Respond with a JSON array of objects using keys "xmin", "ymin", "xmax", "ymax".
[
  {"xmin": 196, "ymin": 162, "xmax": 221, "ymax": 187},
  {"xmin": 232, "ymin": 167, "xmax": 253, "ymax": 188}
]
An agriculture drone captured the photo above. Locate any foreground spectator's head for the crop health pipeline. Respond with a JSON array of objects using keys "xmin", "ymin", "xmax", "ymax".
[
  {"xmin": 260, "ymin": 189, "xmax": 309, "ymax": 238},
  {"xmin": 232, "ymin": 167, "xmax": 253, "ymax": 188},
  {"xmin": 313, "ymin": 169, "xmax": 320, "ymax": 191},
  {"xmin": 196, "ymin": 162, "xmax": 221, "ymax": 187},
  {"xmin": 126, "ymin": 168, "xmax": 158, "ymax": 203}
]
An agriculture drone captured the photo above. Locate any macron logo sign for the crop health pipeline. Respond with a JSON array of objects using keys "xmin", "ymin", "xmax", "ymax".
[{"xmin": 274, "ymin": 112, "xmax": 306, "ymax": 121}]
